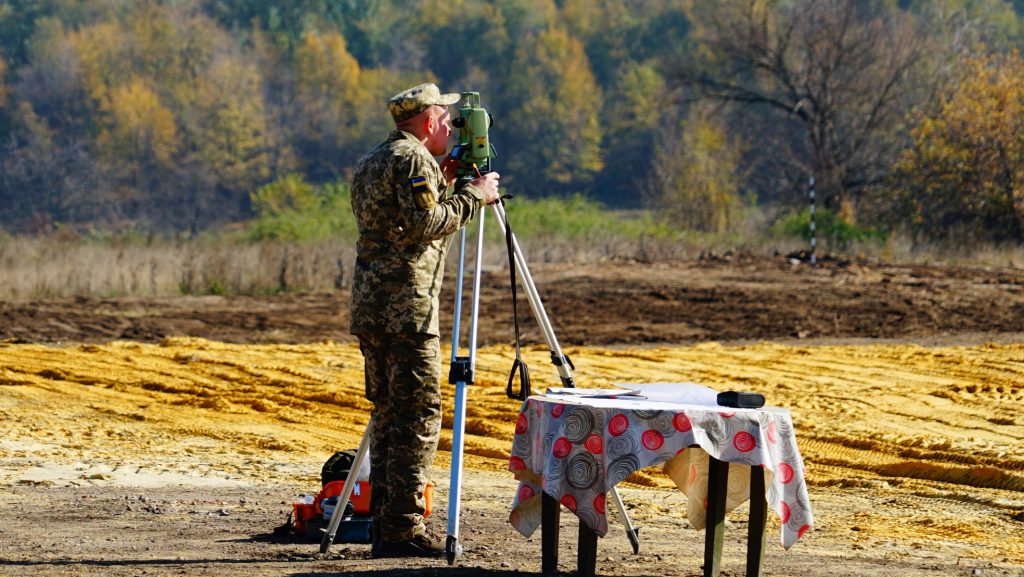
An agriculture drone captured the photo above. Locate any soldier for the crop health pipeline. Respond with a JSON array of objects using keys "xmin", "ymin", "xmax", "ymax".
[{"xmin": 350, "ymin": 83, "xmax": 500, "ymax": 558}]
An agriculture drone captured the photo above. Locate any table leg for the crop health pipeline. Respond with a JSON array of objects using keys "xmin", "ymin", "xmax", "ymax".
[
  {"xmin": 704, "ymin": 456, "xmax": 729, "ymax": 577},
  {"xmin": 577, "ymin": 518, "xmax": 598, "ymax": 577},
  {"xmin": 541, "ymin": 492, "xmax": 560, "ymax": 577},
  {"xmin": 746, "ymin": 466, "xmax": 768, "ymax": 577}
]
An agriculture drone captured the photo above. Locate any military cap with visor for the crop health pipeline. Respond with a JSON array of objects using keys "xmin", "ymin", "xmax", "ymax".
[{"xmin": 388, "ymin": 83, "xmax": 460, "ymax": 123}]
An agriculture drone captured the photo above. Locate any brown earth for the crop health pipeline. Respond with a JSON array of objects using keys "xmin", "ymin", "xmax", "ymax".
[
  {"xmin": 2, "ymin": 255, "xmax": 1023, "ymax": 577},
  {"xmin": 3, "ymin": 254, "xmax": 1024, "ymax": 346}
]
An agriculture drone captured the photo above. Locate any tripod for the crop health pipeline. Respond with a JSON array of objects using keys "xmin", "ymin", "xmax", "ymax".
[
  {"xmin": 444, "ymin": 200, "xmax": 640, "ymax": 564},
  {"xmin": 320, "ymin": 201, "xmax": 641, "ymax": 561}
]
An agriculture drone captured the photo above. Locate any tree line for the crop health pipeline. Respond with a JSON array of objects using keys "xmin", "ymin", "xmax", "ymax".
[{"xmin": 0, "ymin": 0, "xmax": 1021, "ymax": 244}]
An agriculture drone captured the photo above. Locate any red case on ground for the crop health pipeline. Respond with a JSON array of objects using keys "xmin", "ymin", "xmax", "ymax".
[{"xmin": 315, "ymin": 480, "xmax": 434, "ymax": 518}]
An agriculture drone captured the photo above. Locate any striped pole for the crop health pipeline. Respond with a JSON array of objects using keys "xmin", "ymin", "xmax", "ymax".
[{"xmin": 808, "ymin": 176, "xmax": 817, "ymax": 267}]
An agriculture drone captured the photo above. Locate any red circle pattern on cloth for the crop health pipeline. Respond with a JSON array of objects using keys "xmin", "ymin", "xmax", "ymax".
[
  {"xmin": 507, "ymin": 396, "xmax": 814, "ymax": 551},
  {"xmin": 642, "ymin": 429, "xmax": 664, "ymax": 450},
  {"xmin": 608, "ymin": 413, "xmax": 629, "ymax": 436},
  {"xmin": 515, "ymin": 412, "xmax": 528, "ymax": 434},
  {"xmin": 733, "ymin": 431, "xmax": 756, "ymax": 452},
  {"xmin": 560, "ymin": 494, "xmax": 577, "ymax": 512},
  {"xmin": 778, "ymin": 462, "xmax": 795, "ymax": 484}
]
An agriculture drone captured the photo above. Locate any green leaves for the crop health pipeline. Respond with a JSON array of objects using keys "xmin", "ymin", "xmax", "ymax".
[
  {"xmin": 650, "ymin": 108, "xmax": 746, "ymax": 233},
  {"xmin": 248, "ymin": 174, "xmax": 355, "ymax": 242},
  {"xmin": 502, "ymin": 26, "xmax": 604, "ymax": 192},
  {"xmin": 774, "ymin": 207, "xmax": 885, "ymax": 252}
]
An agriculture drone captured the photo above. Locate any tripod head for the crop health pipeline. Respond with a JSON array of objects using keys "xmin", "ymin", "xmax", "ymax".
[{"xmin": 449, "ymin": 92, "xmax": 496, "ymax": 178}]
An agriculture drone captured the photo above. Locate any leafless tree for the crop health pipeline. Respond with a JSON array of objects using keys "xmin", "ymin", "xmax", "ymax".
[{"xmin": 676, "ymin": 0, "xmax": 927, "ymax": 212}]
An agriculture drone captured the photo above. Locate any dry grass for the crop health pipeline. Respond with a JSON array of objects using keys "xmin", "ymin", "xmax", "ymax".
[
  {"xmin": 0, "ymin": 234, "xmax": 695, "ymax": 299},
  {"xmin": 849, "ymin": 232, "xmax": 1024, "ymax": 269},
  {"xmin": 2, "ymin": 231, "xmax": 1020, "ymax": 300},
  {"xmin": 0, "ymin": 237, "xmax": 355, "ymax": 299}
]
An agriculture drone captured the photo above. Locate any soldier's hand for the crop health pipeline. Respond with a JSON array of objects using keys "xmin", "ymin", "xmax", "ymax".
[
  {"xmin": 471, "ymin": 171, "xmax": 501, "ymax": 205},
  {"xmin": 440, "ymin": 156, "xmax": 458, "ymax": 185}
]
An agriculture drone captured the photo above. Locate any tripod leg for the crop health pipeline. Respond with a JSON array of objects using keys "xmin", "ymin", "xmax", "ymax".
[
  {"xmin": 445, "ymin": 379, "xmax": 469, "ymax": 564},
  {"xmin": 611, "ymin": 487, "xmax": 641, "ymax": 554},
  {"xmin": 320, "ymin": 420, "xmax": 372, "ymax": 554},
  {"xmin": 490, "ymin": 203, "xmax": 642, "ymax": 549},
  {"xmin": 446, "ymin": 210, "xmax": 485, "ymax": 565},
  {"xmin": 489, "ymin": 204, "xmax": 568, "ymax": 382}
]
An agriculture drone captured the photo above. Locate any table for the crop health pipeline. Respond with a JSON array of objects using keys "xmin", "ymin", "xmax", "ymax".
[{"xmin": 507, "ymin": 391, "xmax": 814, "ymax": 577}]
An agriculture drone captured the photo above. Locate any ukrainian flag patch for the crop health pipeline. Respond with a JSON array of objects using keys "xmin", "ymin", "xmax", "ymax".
[{"xmin": 409, "ymin": 175, "xmax": 435, "ymax": 210}]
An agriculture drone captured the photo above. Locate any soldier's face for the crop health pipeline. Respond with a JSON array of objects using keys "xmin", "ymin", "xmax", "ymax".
[{"xmin": 426, "ymin": 107, "xmax": 452, "ymax": 156}]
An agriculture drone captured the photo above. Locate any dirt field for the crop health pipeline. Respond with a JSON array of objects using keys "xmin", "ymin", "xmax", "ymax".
[
  {"xmin": 1, "ymin": 255, "xmax": 1023, "ymax": 577},
  {"xmin": 4, "ymin": 254, "xmax": 1024, "ymax": 347}
]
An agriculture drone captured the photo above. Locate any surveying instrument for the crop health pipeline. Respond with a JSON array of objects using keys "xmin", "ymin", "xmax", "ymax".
[{"xmin": 320, "ymin": 92, "xmax": 640, "ymax": 564}]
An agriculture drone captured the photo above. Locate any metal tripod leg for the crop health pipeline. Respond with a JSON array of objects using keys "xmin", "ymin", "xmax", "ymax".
[
  {"xmin": 490, "ymin": 203, "xmax": 573, "ymax": 386},
  {"xmin": 490, "ymin": 202, "xmax": 641, "ymax": 554},
  {"xmin": 446, "ymin": 210, "xmax": 486, "ymax": 565},
  {"xmin": 320, "ymin": 419, "xmax": 372, "ymax": 554}
]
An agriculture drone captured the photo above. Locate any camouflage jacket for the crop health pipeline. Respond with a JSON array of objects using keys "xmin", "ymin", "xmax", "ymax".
[{"xmin": 349, "ymin": 130, "xmax": 484, "ymax": 336}]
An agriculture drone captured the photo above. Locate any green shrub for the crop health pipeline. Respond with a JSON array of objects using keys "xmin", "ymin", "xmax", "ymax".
[
  {"xmin": 773, "ymin": 208, "xmax": 885, "ymax": 252},
  {"xmin": 497, "ymin": 193, "xmax": 671, "ymax": 241},
  {"xmin": 247, "ymin": 175, "xmax": 356, "ymax": 242}
]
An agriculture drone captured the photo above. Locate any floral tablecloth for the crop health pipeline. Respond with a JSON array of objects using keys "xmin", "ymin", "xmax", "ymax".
[{"xmin": 507, "ymin": 393, "xmax": 814, "ymax": 549}]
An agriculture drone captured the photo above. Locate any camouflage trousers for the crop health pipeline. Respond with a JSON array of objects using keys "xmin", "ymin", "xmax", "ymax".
[{"xmin": 357, "ymin": 331, "xmax": 442, "ymax": 543}]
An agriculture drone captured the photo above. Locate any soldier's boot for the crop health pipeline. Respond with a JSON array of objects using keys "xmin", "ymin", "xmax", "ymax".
[{"xmin": 372, "ymin": 533, "xmax": 444, "ymax": 558}]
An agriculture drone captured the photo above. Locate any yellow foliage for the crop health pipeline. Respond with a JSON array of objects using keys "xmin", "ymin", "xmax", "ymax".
[
  {"xmin": 293, "ymin": 30, "xmax": 361, "ymax": 104},
  {"xmin": 655, "ymin": 107, "xmax": 745, "ymax": 233},
  {"xmin": 67, "ymin": 22, "xmax": 131, "ymax": 106},
  {"xmin": 16, "ymin": 102, "xmax": 55, "ymax": 146},
  {"xmin": 607, "ymin": 62, "xmax": 666, "ymax": 135},
  {"xmin": 192, "ymin": 55, "xmax": 272, "ymax": 191},
  {"xmin": 98, "ymin": 77, "xmax": 179, "ymax": 166},
  {"xmin": 125, "ymin": 1, "xmax": 181, "ymax": 79},
  {"xmin": 893, "ymin": 50, "xmax": 1024, "ymax": 239},
  {"xmin": 509, "ymin": 26, "xmax": 604, "ymax": 184},
  {"xmin": 292, "ymin": 29, "xmax": 381, "ymax": 150}
]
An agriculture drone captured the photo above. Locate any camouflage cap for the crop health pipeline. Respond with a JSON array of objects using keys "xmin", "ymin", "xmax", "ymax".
[{"xmin": 388, "ymin": 83, "xmax": 460, "ymax": 124}]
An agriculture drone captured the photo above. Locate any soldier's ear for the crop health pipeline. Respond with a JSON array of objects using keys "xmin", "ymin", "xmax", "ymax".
[{"xmin": 425, "ymin": 110, "xmax": 440, "ymax": 135}]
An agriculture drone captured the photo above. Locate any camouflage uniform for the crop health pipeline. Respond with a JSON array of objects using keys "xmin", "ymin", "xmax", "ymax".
[{"xmin": 350, "ymin": 84, "xmax": 485, "ymax": 544}]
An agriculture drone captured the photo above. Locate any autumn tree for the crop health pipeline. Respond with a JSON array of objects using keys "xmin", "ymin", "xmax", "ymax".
[
  {"xmin": 201, "ymin": 0, "xmax": 350, "ymax": 51},
  {"xmin": 290, "ymin": 29, "xmax": 379, "ymax": 179},
  {"xmin": 559, "ymin": 0, "xmax": 690, "ymax": 86},
  {"xmin": 405, "ymin": 0, "xmax": 513, "ymax": 93},
  {"xmin": 0, "ymin": 102, "xmax": 109, "ymax": 229},
  {"xmin": 597, "ymin": 62, "xmax": 670, "ymax": 207},
  {"xmin": 501, "ymin": 26, "xmax": 603, "ymax": 194},
  {"xmin": 180, "ymin": 53, "xmax": 274, "ymax": 225},
  {"xmin": 879, "ymin": 50, "xmax": 1024, "ymax": 242},
  {"xmin": 98, "ymin": 77, "xmax": 179, "ymax": 167},
  {"xmin": 649, "ymin": 104, "xmax": 747, "ymax": 233},
  {"xmin": 676, "ymin": 0, "xmax": 926, "ymax": 214}
]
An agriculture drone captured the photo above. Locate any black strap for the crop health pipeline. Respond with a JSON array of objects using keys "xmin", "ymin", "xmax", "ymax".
[
  {"xmin": 502, "ymin": 195, "xmax": 531, "ymax": 401},
  {"xmin": 272, "ymin": 511, "xmax": 294, "ymax": 537}
]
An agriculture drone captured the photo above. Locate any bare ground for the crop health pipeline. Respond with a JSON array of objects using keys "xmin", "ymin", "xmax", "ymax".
[
  {"xmin": 2, "ymin": 470, "xmax": 1012, "ymax": 577},
  {"xmin": 3, "ymin": 254, "xmax": 1024, "ymax": 346},
  {"xmin": 2, "ymin": 255, "xmax": 1023, "ymax": 577}
]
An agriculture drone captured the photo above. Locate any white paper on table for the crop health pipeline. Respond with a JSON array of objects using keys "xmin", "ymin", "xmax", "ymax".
[
  {"xmin": 544, "ymin": 386, "xmax": 642, "ymax": 398},
  {"xmin": 611, "ymin": 382, "xmax": 720, "ymax": 406}
]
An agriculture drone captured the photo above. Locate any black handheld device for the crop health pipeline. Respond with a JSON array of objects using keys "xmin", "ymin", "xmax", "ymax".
[{"xmin": 717, "ymin": 391, "xmax": 766, "ymax": 409}]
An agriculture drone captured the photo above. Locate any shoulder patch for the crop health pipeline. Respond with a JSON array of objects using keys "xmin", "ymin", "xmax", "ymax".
[{"xmin": 409, "ymin": 176, "xmax": 435, "ymax": 210}]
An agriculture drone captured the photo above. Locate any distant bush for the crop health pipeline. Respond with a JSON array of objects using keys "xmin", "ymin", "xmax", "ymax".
[
  {"xmin": 773, "ymin": 208, "xmax": 885, "ymax": 252},
  {"xmin": 247, "ymin": 175, "xmax": 356, "ymax": 242},
  {"xmin": 498, "ymin": 193, "xmax": 672, "ymax": 241}
]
